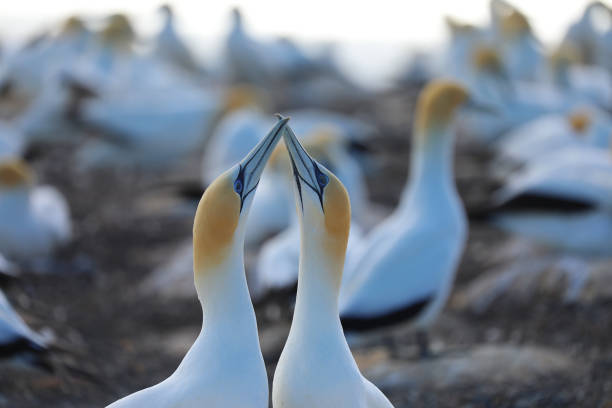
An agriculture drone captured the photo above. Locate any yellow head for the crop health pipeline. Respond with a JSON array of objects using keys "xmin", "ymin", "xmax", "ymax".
[
  {"xmin": 568, "ymin": 110, "xmax": 592, "ymax": 134},
  {"xmin": 445, "ymin": 16, "xmax": 478, "ymax": 36},
  {"xmin": 100, "ymin": 13, "xmax": 134, "ymax": 49},
  {"xmin": 0, "ymin": 159, "xmax": 35, "ymax": 189},
  {"xmin": 222, "ymin": 85, "xmax": 266, "ymax": 114},
  {"xmin": 60, "ymin": 16, "xmax": 86, "ymax": 36},
  {"xmin": 414, "ymin": 80, "xmax": 469, "ymax": 135},
  {"xmin": 192, "ymin": 116, "xmax": 289, "ymax": 280},
  {"xmin": 550, "ymin": 44, "xmax": 582, "ymax": 69},
  {"xmin": 472, "ymin": 46, "xmax": 504, "ymax": 74},
  {"xmin": 500, "ymin": 9, "xmax": 532, "ymax": 38},
  {"xmin": 282, "ymin": 126, "xmax": 350, "ymax": 288}
]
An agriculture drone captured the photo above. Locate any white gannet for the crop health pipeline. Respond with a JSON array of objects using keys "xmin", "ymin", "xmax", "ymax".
[
  {"xmin": 495, "ymin": 107, "xmax": 612, "ymax": 170},
  {"xmin": 490, "ymin": 1, "xmax": 545, "ymax": 82},
  {"xmin": 443, "ymin": 16, "xmax": 489, "ymax": 82},
  {"xmin": 549, "ymin": 45, "xmax": 612, "ymax": 110},
  {"xmin": 338, "ymin": 81, "xmax": 469, "ymax": 357},
  {"xmin": 0, "ymin": 121, "xmax": 25, "ymax": 159},
  {"xmin": 0, "ymin": 288, "xmax": 49, "ymax": 368},
  {"xmin": 0, "ymin": 159, "xmax": 71, "ymax": 261},
  {"xmin": 153, "ymin": 5, "xmax": 205, "ymax": 76},
  {"xmin": 272, "ymin": 124, "xmax": 394, "ymax": 408},
  {"xmin": 107, "ymin": 117, "xmax": 289, "ymax": 408},
  {"xmin": 489, "ymin": 145, "xmax": 612, "ymax": 256},
  {"xmin": 561, "ymin": 1, "xmax": 612, "ymax": 68}
]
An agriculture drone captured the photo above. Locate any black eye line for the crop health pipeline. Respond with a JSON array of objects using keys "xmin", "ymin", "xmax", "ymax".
[
  {"xmin": 236, "ymin": 165, "xmax": 246, "ymax": 211},
  {"xmin": 286, "ymin": 131, "xmax": 324, "ymax": 211},
  {"xmin": 241, "ymin": 123, "xmax": 284, "ymax": 170},
  {"xmin": 288, "ymin": 155, "xmax": 304, "ymax": 211},
  {"xmin": 310, "ymin": 160, "xmax": 325, "ymax": 210}
]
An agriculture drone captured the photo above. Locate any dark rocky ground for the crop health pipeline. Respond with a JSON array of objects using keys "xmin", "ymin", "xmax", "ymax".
[{"xmin": 0, "ymin": 85, "xmax": 611, "ymax": 407}]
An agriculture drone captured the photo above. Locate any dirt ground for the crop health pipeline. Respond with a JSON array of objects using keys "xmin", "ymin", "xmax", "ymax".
[{"xmin": 0, "ymin": 85, "xmax": 611, "ymax": 407}]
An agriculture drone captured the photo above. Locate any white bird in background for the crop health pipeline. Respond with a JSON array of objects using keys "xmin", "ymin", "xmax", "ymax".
[
  {"xmin": 339, "ymin": 81, "xmax": 469, "ymax": 357},
  {"xmin": 153, "ymin": 4, "xmax": 205, "ymax": 76},
  {"xmin": 0, "ymin": 159, "xmax": 71, "ymax": 262},
  {"xmin": 444, "ymin": 16, "xmax": 489, "ymax": 81},
  {"xmin": 495, "ymin": 107, "xmax": 612, "ymax": 171},
  {"xmin": 0, "ymin": 289, "xmax": 50, "ymax": 369},
  {"xmin": 107, "ymin": 117, "xmax": 289, "ymax": 408},
  {"xmin": 489, "ymin": 0, "xmax": 545, "ymax": 82},
  {"xmin": 272, "ymin": 124, "xmax": 394, "ymax": 408},
  {"xmin": 548, "ymin": 45, "xmax": 612, "ymax": 110},
  {"xmin": 489, "ymin": 146, "xmax": 612, "ymax": 256},
  {"xmin": 561, "ymin": 1, "xmax": 612, "ymax": 69}
]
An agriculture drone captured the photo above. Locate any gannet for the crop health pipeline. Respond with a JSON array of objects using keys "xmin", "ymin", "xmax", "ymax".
[
  {"xmin": 154, "ymin": 5, "xmax": 204, "ymax": 76},
  {"xmin": 444, "ymin": 16, "xmax": 489, "ymax": 81},
  {"xmin": 0, "ymin": 159, "xmax": 71, "ymax": 261},
  {"xmin": 0, "ymin": 288, "xmax": 49, "ymax": 368},
  {"xmin": 561, "ymin": 1, "xmax": 612, "ymax": 68},
  {"xmin": 549, "ymin": 45, "xmax": 612, "ymax": 110},
  {"xmin": 107, "ymin": 117, "xmax": 289, "ymax": 408},
  {"xmin": 489, "ymin": 145, "xmax": 612, "ymax": 256},
  {"xmin": 490, "ymin": 2, "xmax": 545, "ymax": 82},
  {"xmin": 272, "ymin": 124, "xmax": 394, "ymax": 408},
  {"xmin": 338, "ymin": 81, "xmax": 469, "ymax": 357},
  {"xmin": 495, "ymin": 107, "xmax": 612, "ymax": 169}
]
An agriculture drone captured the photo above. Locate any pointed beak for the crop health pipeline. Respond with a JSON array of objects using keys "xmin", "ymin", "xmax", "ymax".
[
  {"xmin": 283, "ymin": 124, "xmax": 327, "ymax": 209},
  {"xmin": 237, "ymin": 115, "xmax": 290, "ymax": 201}
]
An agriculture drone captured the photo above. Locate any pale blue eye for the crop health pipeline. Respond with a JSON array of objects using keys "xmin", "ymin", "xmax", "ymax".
[
  {"xmin": 234, "ymin": 179, "xmax": 243, "ymax": 194},
  {"xmin": 317, "ymin": 172, "xmax": 329, "ymax": 187}
]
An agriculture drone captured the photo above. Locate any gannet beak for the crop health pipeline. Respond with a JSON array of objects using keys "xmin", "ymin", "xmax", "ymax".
[
  {"xmin": 283, "ymin": 124, "xmax": 327, "ymax": 209},
  {"xmin": 236, "ymin": 115, "xmax": 290, "ymax": 205}
]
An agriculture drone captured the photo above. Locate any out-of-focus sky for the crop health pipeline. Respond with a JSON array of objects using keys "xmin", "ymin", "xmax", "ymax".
[{"xmin": 0, "ymin": 0, "xmax": 600, "ymax": 45}]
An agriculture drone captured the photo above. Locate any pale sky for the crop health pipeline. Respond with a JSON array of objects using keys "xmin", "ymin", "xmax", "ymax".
[
  {"xmin": 0, "ymin": 0, "xmax": 600, "ymax": 45},
  {"xmin": 0, "ymin": 1, "xmax": 603, "ymax": 87}
]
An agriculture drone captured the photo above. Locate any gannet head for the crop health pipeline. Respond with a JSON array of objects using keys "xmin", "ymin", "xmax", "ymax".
[
  {"xmin": 472, "ymin": 46, "xmax": 505, "ymax": 76},
  {"xmin": 193, "ymin": 116, "xmax": 289, "ymax": 276},
  {"xmin": 59, "ymin": 16, "xmax": 87, "ymax": 37},
  {"xmin": 550, "ymin": 44, "xmax": 581, "ymax": 69},
  {"xmin": 222, "ymin": 85, "xmax": 266, "ymax": 114},
  {"xmin": 568, "ymin": 110, "xmax": 592, "ymax": 134},
  {"xmin": 445, "ymin": 16, "xmax": 478, "ymax": 36},
  {"xmin": 100, "ymin": 13, "xmax": 134, "ymax": 50},
  {"xmin": 415, "ymin": 80, "xmax": 470, "ymax": 136},
  {"xmin": 231, "ymin": 8, "xmax": 244, "ymax": 29},
  {"xmin": 499, "ymin": 9, "xmax": 532, "ymax": 39},
  {"xmin": 282, "ymin": 125, "xmax": 350, "ymax": 286},
  {"xmin": 0, "ymin": 159, "xmax": 35, "ymax": 191},
  {"xmin": 159, "ymin": 4, "xmax": 173, "ymax": 18}
]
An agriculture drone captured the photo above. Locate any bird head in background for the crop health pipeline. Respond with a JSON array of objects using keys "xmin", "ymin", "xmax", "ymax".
[
  {"xmin": 59, "ymin": 16, "xmax": 87, "ymax": 37},
  {"xmin": 192, "ymin": 115, "xmax": 289, "ymax": 273},
  {"xmin": 0, "ymin": 159, "xmax": 35, "ymax": 191},
  {"xmin": 282, "ymin": 125, "xmax": 351, "ymax": 284},
  {"xmin": 568, "ymin": 109, "xmax": 592, "ymax": 135},
  {"xmin": 499, "ymin": 9, "xmax": 532, "ymax": 39},
  {"xmin": 99, "ymin": 13, "xmax": 135, "ymax": 51}
]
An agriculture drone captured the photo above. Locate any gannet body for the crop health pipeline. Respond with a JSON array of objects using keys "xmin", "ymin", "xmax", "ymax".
[
  {"xmin": 76, "ymin": 87, "xmax": 219, "ymax": 169},
  {"xmin": 272, "ymin": 125, "xmax": 393, "ymax": 408},
  {"xmin": 495, "ymin": 108, "xmax": 612, "ymax": 168},
  {"xmin": 107, "ymin": 117, "xmax": 289, "ymax": 408},
  {"xmin": 491, "ymin": 146, "xmax": 612, "ymax": 256},
  {"xmin": 154, "ymin": 5, "xmax": 204, "ymax": 76},
  {"xmin": 0, "ymin": 159, "xmax": 71, "ymax": 261},
  {"xmin": 0, "ymin": 122, "xmax": 25, "ymax": 159},
  {"xmin": 339, "ymin": 81, "xmax": 468, "ymax": 355},
  {"xmin": 0, "ymin": 289, "xmax": 49, "ymax": 366}
]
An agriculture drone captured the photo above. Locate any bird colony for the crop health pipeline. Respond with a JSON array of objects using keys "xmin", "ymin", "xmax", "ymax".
[{"xmin": 0, "ymin": 1, "xmax": 610, "ymax": 407}]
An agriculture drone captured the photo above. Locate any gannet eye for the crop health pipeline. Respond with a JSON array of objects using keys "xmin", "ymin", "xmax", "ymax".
[
  {"xmin": 234, "ymin": 179, "xmax": 243, "ymax": 194},
  {"xmin": 316, "ymin": 171, "xmax": 329, "ymax": 188}
]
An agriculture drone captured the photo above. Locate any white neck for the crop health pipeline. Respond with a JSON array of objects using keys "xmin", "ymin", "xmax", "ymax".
[
  {"xmin": 176, "ymin": 236, "xmax": 262, "ymax": 375},
  {"xmin": 290, "ymin": 225, "xmax": 344, "ymax": 342},
  {"xmin": 399, "ymin": 126, "xmax": 456, "ymax": 206}
]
